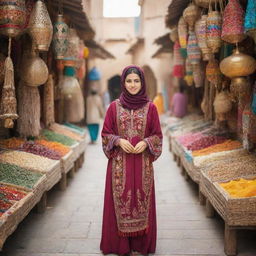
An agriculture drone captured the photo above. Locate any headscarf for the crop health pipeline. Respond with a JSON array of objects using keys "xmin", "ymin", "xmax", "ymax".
[{"xmin": 119, "ymin": 65, "xmax": 149, "ymax": 110}]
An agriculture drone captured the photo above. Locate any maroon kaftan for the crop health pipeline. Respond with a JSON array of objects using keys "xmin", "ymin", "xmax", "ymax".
[{"xmin": 100, "ymin": 100, "xmax": 162, "ymax": 255}]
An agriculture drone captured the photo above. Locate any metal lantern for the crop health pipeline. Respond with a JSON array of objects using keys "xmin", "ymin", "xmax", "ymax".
[
  {"xmin": 53, "ymin": 14, "xmax": 69, "ymax": 59},
  {"xmin": 0, "ymin": 0, "xmax": 27, "ymax": 37},
  {"xmin": 28, "ymin": 0, "xmax": 53, "ymax": 51},
  {"xmin": 21, "ymin": 50, "xmax": 49, "ymax": 87}
]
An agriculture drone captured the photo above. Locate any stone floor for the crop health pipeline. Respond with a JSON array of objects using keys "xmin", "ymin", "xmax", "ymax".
[{"xmin": 1, "ymin": 130, "xmax": 256, "ymax": 256}]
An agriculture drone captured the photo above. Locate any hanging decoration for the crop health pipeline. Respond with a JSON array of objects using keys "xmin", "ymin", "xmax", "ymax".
[
  {"xmin": 195, "ymin": 15, "xmax": 213, "ymax": 61},
  {"xmin": 187, "ymin": 30, "xmax": 201, "ymax": 65},
  {"xmin": 195, "ymin": 0, "xmax": 213, "ymax": 9},
  {"xmin": 184, "ymin": 58, "xmax": 193, "ymax": 86},
  {"xmin": 0, "ymin": 53, "xmax": 5, "ymax": 84},
  {"xmin": 53, "ymin": 14, "xmax": 69, "ymax": 59},
  {"xmin": 206, "ymin": 6, "xmax": 222, "ymax": 53},
  {"xmin": 83, "ymin": 46, "xmax": 89, "ymax": 59},
  {"xmin": 17, "ymin": 81, "xmax": 41, "ymax": 137},
  {"xmin": 178, "ymin": 16, "xmax": 188, "ymax": 58},
  {"xmin": 206, "ymin": 58, "xmax": 222, "ymax": 86},
  {"xmin": 183, "ymin": 3, "xmax": 201, "ymax": 31},
  {"xmin": 192, "ymin": 62, "xmax": 204, "ymax": 88},
  {"xmin": 0, "ymin": 0, "xmax": 27, "ymax": 37},
  {"xmin": 172, "ymin": 41, "xmax": 184, "ymax": 78},
  {"xmin": 28, "ymin": 0, "xmax": 53, "ymax": 52},
  {"xmin": 213, "ymin": 90, "xmax": 232, "ymax": 121},
  {"xmin": 43, "ymin": 75, "xmax": 55, "ymax": 127},
  {"xmin": 244, "ymin": 0, "xmax": 256, "ymax": 44},
  {"xmin": 0, "ymin": 38, "xmax": 18, "ymax": 128},
  {"xmin": 221, "ymin": 0, "xmax": 246, "ymax": 44},
  {"xmin": 21, "ymin": 49, "xmax": 49, "ymax": 87},
  {"xmin": 230, "ymin": 77, "xmax": 248, "ymax": 102},
  {"xmin": 169, "ymin": 26, "xmax": 178, "ymax": 42},
  {"xmin": 220, "ymin": 47, "xmax": 256, "ymax": 85}
]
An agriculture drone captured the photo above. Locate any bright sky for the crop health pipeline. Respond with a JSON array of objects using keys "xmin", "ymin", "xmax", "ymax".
[{"xmin": 103, "ymin": 0, "xmax": 141, "ymax": 17}]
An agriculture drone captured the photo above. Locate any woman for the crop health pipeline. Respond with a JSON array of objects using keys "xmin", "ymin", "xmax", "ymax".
[
  {"xmin": 86, "ymin": 89, "xmax": 105, "ymax": 144},
  {"xmin": 100, "ymin": 65, "xmax": 163, "ymax": 255}
]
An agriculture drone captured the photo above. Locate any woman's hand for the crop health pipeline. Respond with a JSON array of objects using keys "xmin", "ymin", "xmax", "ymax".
[
  {"xmin": 134, "ymin": 141, "xmax": 147, "ymax": 154},
  {"xmin": 118, "ymin": 139, "xmax": 134, "ymax": 153}
]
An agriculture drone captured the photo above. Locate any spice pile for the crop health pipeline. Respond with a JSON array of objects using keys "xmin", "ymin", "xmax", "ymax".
[
  {"xmin": 220, "ymin": 178, "xmax": 256, "ymax": 198},
  {"xmin": 0, "ymin": 150, "xmax": 58, "ymax": 173},
  {"xmin": 0, "ymin": 138, "xmax": 25, "ymax": 149},
  {"xmin": 50, "ymin": 123, "xmax": 82, "ymax": 141},
  {"xmin": 64, "ymin": 122, "xmax": 86, "ymax": 135},
  {"xmin": 20, "ymin": 141, "xmax": 62, "ymax": 160},
  {"xmin": 42, "ymin": 129, "xmax": 76, "ymax": 146},
  {"xmin": 0, "ymin": 163, "xmax": 43, "ymax": 189},
  {"xmin": 36, "ymin": 140, "xmax": 70, "ymax": 156},
  {"xmin": 0, "ymin": 184, "xmax": 28, "ymax": 217}
]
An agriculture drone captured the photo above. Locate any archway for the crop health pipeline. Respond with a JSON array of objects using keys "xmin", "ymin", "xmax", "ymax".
[
  {"xmin": 108, "ymin": 75, "xmax": 121, "ymax": 102},
  {"xmin": 142, "ymin": 65, "xmax": 157, "ymax": 100}
]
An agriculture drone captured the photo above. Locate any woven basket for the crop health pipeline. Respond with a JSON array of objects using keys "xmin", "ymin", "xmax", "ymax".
[
  {"xmin": 184, "ymin": 58, "xmax": 193, "ymax": 86},
  {"xmin": 169, "ymin": 26, "xmax": 178, "ymax": 42},
  {"xmin": 206, "ymin": 58, "xmax": 222, "ymax": 85},
  {"xmin": 183, "ymin": 3, "xmax": 201, "ymax": 30},
  {"xmin": 187, "ymin": 31, "xmax": 202, "ymax": 65},
  {"xmin": 193, "ymin": 63, "xmax": 205, "ymax": 88},
  {"xmin": 178, "ymin": 16, "xmax": 188, "ymax": 57},
  {"xmin": 172, "ymin": 41, "xmax": 184, "ymax": 78},
  {"xmin": 221, "ymin": 0, "xmax": 246, "ymax": 44},
  {"xmin": 206, "ymin": 10, "xmax": 222, "ymax": 53},
  {"xmin": 214, "ymin": 91, "xmax": 232, "ymax": 114},
  {"xmin": 195, "ymin": 15, "xmax": 213, "ymax": 61},
  {"xmin": 194, "ymin": 0, "xmax": 213, "ymax": 9}
]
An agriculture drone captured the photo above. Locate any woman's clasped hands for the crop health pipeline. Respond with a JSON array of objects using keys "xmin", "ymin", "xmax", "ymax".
[{"xmin": 118, "ymin": 139, "xmax": 147, "ymax": 154}]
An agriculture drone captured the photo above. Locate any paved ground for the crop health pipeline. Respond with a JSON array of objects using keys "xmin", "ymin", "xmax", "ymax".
[{"xmin": 1, "ymin": 128, "xmax": 256, "ymax": 256}]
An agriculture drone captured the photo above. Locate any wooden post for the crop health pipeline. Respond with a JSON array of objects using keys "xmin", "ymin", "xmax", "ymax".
[
  {"xmin": 59, "ymin": 173, "xmax": 67, "ymax": 190},
  {"xmin": 36, "ymin": 192, "xmax": 47, "ymax": 213},
  {"xmin": 224, "ymin": 223, "xmax": 237, "ymax": 256},
  {"xmin": 206, "ymin": 199, "xmax": 215, "ymax": 217},
  {"xmin": 199, "ymin": 191, "xmax": 206, "ymax": 205},
  {"xmin": 68, "ymin": 166, "xmax": 75, "ymax": 178}
]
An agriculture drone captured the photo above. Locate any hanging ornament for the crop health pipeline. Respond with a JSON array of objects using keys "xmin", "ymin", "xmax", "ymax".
[
  {"xmin": 20, "ymin": 49, "xmax": 49, "ymax": 87},
  {"xmin": 178, "ymin": 16, "xmax": 188, "ymax": 58},
  {"xmin": 187, "ymin": 30, "xmax": 201, "ymax": 65},
  {"xmin": 206, "ymin": 7, "xmax": 222, "ymax": 53},
  {"xmin": 194, "ymin": 0, "xmax": 213, "ymax": 9},
  {"xmin": 0, "ymin": 38, "xmax": 18, "ymax": 128},
  {"xmin": 83, "ymin": 46, "xmax": 89, "ymax": 59},
  {"xmin": 206, "ymin": 58, "xmax": 222, "ymax": 86},
  {"xmin": 0, "ymin": 53, "xmax": 5, "ymax": 84},
  {"xmin": 192, "ymin": 62, "xmax": 204, "ymax": 88},
  {"xmin": 169, "ymin": 26, "xmax": 178, "ymax": 42},
  {"xmin": 184, "ymin": 58, "xmax": 193, "ymax": 86},
  {"xmin": 0, "ymin": 0, "xmax": 27, "ymax": 37},
  {"xmin": 244, "ymin": 0, "xmax": 256, "ymax": 44},
  {"xmin": 172, "ymin": 41, "xmax": 184, "ymax": 78},
  {"xmin": 195, "ymin": 15, "xmax": 213, "ymax": 61},
  {"xmin": 214, "ymin": 91, "xmax": 232, "ymax": 121},
  {"xmin": 28, "ymin": 0, "xmax": 53, "ymax": 51},
  {"xmin": 221, "ymin": 0, "xmax": 246, "ymax": 44},
  {"xmin": 53, "ymin": 14, "xmax": 69, "ymax": 59},
  {"xmin": 183, "ymin": 3, "xmax": 201, "ymax": 31}
]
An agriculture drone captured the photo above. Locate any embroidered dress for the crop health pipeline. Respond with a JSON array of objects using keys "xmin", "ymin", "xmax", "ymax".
[{"xmin": 100, "ymin": 99, "xmax": 162, "ymax": 255}]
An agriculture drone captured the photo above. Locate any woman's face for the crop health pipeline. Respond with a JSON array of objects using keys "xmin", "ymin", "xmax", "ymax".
[{"xmin": 124, "ymin": 73, "xmax": 142, "ymax": 95}]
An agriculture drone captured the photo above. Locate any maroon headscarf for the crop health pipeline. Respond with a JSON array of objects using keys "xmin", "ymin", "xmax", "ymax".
[{"xmin": 119, "ymin": 65, "xmax": 149, "ymax": 110}]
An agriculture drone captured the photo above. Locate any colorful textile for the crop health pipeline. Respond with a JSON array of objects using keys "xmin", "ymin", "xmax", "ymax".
[{"xmin": 100, "ymin": 99, "xmax": 162, "ymax": 255}]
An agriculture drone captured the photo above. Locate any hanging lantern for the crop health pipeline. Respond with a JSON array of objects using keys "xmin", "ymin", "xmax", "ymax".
[
  {"xmin": 28, "ymin": 0, "xmax": 53, "ymax": 51},
  {"xmin": 195, "ymin": 15, "xmax": 213, "ymax": 61},
  {"xmin": 184, "ymin": 58, "xmax": 193, "ymax": 86},
  {"xmin": 192, "ymin": 62, "xmax": 204, "ymax": 88},
  {"xmin": 53, "ymin": 14, "xmax": 69, "ymax": 59},
  {"xmin": 169, "ymin": 26, "xmax": 178, "ymax": 42},
  {"xmin": 214, "ymin": 91, "xmax": 232, "ymax": 121},
  {"xmin": 0, "ymin": 0, "xmax": 27, "ymax": 37},
  {"xmin": 220, "ymin": 48, "xmax": 256, "ymax": 78},
  {"xmin": 244, "ymin": 0, "xmax": 256, "ymax": 44},
  {"xmin": 0, "ymin": 39, "xmax": 18, "ymax": 128},
  {"xmin": 183, "ymin": 3, "xmax": 201, "ymax": 31},
  {"xmin": 63, "ymin": 28, "xmax": 80, "ymax": 67},
  {"xmin": 221, "ymin": 0, "xmax": 246, "ymax": 44},
  {"xmin": 172, "ymin": 41, "xmax": 184, "ymax": 78},
  {"xmin": 178, "ymin": 16, "xmax": 188, "ymax": 58},
  {"xmin": 21, "ymin": 50, "xmax": 49, "ymax": 87},
  {"xmin": 187, "ymin": 31, "xmax": 201, "ymax": 65},
  {"xmin": 206, "ymin": 9, "xmax": 222, "ymax": 53},
  {"xmin": 206, "ymin": 59, "xmax": 222, "ymax": 86}
]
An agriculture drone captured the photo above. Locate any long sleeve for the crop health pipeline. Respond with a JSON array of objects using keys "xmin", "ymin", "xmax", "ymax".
[
  {"xmin": 144, "ymin": 103, "xmax": 163, "ymax": 161},
  {"xmin": 101, "ymin": 102, "xmax": 120, "ymax": 159}
]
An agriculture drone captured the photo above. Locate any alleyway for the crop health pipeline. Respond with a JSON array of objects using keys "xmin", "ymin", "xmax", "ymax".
[{"xmin": 1, "ymin": 131, "xmax": 256, "ymax": 256}]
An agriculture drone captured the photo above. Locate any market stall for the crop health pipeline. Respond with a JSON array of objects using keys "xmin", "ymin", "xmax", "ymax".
[{"xmin": 165, "ymin": 0, "xmax": 256, "ymax": 255}]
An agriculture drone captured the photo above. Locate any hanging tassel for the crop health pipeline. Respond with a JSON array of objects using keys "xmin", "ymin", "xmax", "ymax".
[
  {"xmin": 44, "ymin": 74, "xmax": 55, "ymax": 127},
  {"xmin": 0, "ymin": 38, "xmax": 18, "ymax": 128}
]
